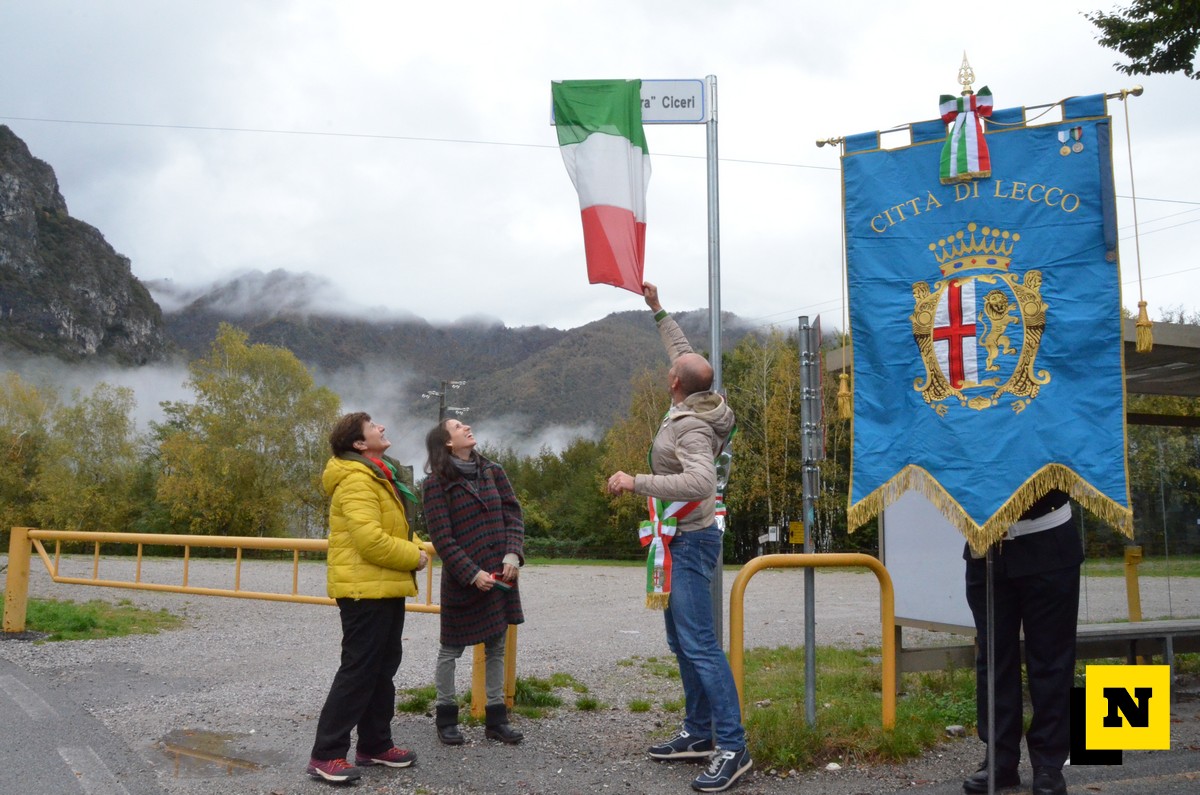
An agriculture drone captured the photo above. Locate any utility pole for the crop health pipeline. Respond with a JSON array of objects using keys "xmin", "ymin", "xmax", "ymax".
[{"xmin": 422, "ymin": 380, "xmax": 468, "ymax": 423}]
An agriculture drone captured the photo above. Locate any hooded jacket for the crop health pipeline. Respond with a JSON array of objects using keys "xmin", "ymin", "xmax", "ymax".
[
  {"xmin": 322, "ymin": 453, "xmax": 424, "ymax": 600},
  {"xmin": 632, "ymin": 313, "xmax": 736, "ymax": 533}
]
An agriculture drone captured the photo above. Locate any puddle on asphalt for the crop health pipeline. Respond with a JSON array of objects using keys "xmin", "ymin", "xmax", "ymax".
[{"xmin": 156, "ymin": 728, "xmax": 264, "ymax": 777}]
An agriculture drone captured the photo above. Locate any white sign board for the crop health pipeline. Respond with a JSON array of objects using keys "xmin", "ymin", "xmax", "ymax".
[
  {"xmin": 881, "ymin": 490, "xmax": 974, "ymax": 630},
  {"xmin": 550, "ymin": 78, "xmax": 709, "ymax": 125},
  {"xmin": 640, "ymin": 79, "xmax": 707, "ymax": 123}
]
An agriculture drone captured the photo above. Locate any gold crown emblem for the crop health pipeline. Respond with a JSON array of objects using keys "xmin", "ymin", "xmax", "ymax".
[{"xmin": 929, "ymin": 222, "xmax": 1018, "ymax": 276}]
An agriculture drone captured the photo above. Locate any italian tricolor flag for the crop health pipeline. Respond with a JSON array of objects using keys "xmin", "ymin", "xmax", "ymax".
[{"xmin": 552, "ymin": 79, "xmax": 650, "ymax": 294}]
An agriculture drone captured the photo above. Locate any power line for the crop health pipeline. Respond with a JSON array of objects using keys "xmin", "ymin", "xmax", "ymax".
[{"xmin": 0, "ymin": 114, "xmax": 857, "ymax": 173}]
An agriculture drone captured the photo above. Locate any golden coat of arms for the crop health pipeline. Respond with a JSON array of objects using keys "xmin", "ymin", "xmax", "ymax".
[{"xmin": 911, "ymin": 223, "xmax": 1051, "ymax": 415}]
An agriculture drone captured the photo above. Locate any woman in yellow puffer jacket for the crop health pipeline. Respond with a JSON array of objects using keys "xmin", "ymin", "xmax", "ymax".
[{"xmin": 307, "ymin": 412, "xmax": 429, "ymax": 785}]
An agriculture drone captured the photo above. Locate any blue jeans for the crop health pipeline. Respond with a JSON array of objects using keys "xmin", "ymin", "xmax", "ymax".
[{"xmin": 663, "ymin": 526, "xmax": 745, "ymax": 751}]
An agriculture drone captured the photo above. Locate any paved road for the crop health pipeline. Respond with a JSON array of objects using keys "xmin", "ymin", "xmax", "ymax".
[
  {"xmin": 0, "ymin": 656, "xmax": 165, "ymax": 795},
  {"xmin": 2, "ymin": 556, "xmax": 1198, "ymax": 794}
]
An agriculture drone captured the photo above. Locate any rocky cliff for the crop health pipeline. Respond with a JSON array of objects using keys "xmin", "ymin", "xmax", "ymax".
[{"xmin": 0, "ymin": 125, "xmax": 168, "ymax": 364}]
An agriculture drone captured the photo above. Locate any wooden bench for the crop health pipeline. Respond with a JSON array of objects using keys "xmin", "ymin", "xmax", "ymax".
[{"xmin": 894, "ymin": 618, "xmax": 1200, "ymax": 674}]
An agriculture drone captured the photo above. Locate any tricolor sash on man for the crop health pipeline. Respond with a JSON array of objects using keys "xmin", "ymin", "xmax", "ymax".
[
  {"xmin": 639, "ymin": 497, "xmax": 698, "ymax": 609},
  {"xmin": 552, "ymin": 79, "xmax": 651, "ymax": 294},
  {"xmin": 841, "ymin": 92, "xmax": 1132, "ymax": 554}
]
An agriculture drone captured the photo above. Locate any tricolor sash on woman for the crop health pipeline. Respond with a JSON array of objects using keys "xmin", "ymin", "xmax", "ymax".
[{"xmin": 639, "ymin": 497, "xmax": 698, "ymax": 609}]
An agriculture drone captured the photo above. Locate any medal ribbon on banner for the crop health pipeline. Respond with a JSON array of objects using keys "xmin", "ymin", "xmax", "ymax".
[{"xmin": 639, "ymin": 497, "xmax": 698, "ymax": 609}]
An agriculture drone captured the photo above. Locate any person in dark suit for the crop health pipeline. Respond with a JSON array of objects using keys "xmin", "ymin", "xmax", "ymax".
[
  {"xmin": 422, "ymin": 418, "xmax": 525, "ymax": 746},
  {"xmin": 963, "ymin": 488, "xmax": 1082, "ymax": 795}
]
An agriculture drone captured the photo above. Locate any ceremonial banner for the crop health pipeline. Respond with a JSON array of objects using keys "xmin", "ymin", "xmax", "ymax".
[
  {"xmin": 842, "ymin": 93, "xmax": 1133, "ymax": 553},
  {"xmin": 552, "ymin": 79, "xmax": 651, "ymax": 294}
]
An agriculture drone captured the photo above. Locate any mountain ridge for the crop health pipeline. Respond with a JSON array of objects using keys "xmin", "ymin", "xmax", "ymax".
[{"xmin": 0, "ymin": 123, "xmax": 754, "ymax": 434}]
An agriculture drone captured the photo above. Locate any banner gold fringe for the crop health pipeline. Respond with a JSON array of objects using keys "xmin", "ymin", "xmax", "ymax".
[
  {"xmin": 837, "ymin": 373, "xmax": 852, "ymax": 420},
  {"xmin": 645, "ymin": 592, "xmax": 670, "ymax": 610},
  {"xmin": 847, "ymin": 463, "xmax": 1133, "ymax": 556},
  {"xmin": 1135, "ymin": 300, "xmax": 1153, "ymax": 353}
]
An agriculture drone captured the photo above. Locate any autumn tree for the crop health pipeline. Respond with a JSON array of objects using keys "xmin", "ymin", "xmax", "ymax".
[
  {"xmin": 155, "ymin": 324, "xmax": 341, "ymax": 538},
  {"xmin": 723, "ymin": 330, "xmax": 804, "ymax": 559},
  {"xmin": 32, "ymin": 383, "xmax": 140, "ymax": 534},
  {"xmin": 0, "ymin": 373, "xmax": 57, "ymax": 543},
  {"xmin": 815, "ymin": 332, "xmax": 864, "ymax": 553},
  {"xmin": 600, "ymin": 368, "xmax": 672, "ymax": 554},
  {"xmin": 1086, "ymin": 1, "xmax": 1200, "ymax": 79}
]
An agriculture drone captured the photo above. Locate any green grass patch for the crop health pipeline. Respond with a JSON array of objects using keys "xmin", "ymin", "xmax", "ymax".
[
  {"xmin": 662, "ymin": 697, "xmax": 685, "ymax": 713},
  {"xmin": 743, "ymin": 645, "xmax": 975, "ymax": 769},
  {"xmin": 622, "ymin": 654, "xmax": 680, "ymax": 680},
  {"xmin": 399, "ymin": 674, "xmax": 575, "ymax": 720},
  {"xmin": 514, "ymin": 676, "xmax": 565, "ymax": 712},
  {"xmin": 396, "ymin": 685, "xmax": 438, "ymax": 714},
  {"xmin": 575, "ymin": 695, "xmax": 602, "ymax": 711},
  {"xmin": 1082, "ymin": 555, "xmax": 1200, "ymax": 578},
  {"xmin": 547, "ymin": 671, "xmax": 588, "ymax": 693},
  {"xmin": 628, "ymin": 698, "xmax": 652, "ymax": 713},
  {"xmin": 22, "ymin": 597, "xmax": 182, "ymax": 641}
]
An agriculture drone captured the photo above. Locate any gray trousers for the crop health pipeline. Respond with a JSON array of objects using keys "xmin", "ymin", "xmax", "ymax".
[{"xmin": 435, "ymin": 631, "xmax": 506, "ymax": 707}]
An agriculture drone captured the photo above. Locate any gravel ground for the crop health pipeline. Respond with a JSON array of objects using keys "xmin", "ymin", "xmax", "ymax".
[{"xmin": 2, "ymin": 554, "xmax": 1199, "ymax": 795}]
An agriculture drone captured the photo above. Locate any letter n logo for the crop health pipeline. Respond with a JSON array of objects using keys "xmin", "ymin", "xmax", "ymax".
[
  {"xmin": 1102, "ymin": 686, "xmax": 1152, "ymax": 727},
  {"xmin": 1083, "ymin": 665, "xmax": 1171, "ymax": 751}
]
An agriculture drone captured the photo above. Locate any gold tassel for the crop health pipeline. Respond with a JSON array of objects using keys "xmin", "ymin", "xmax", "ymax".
[
  {"xmin": 1135, "ymin": 300, "xmax": 1153, "ymax": 353},
  {"xmin": 645, "ymin": 592, "xmax": 670, "ymax": 610},
  {"xmin": 837, "ymin": 373, "xmax": 852, "ymax": 419}
]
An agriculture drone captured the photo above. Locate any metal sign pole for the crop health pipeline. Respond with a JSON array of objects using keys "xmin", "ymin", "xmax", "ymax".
[
  {"xmin": 799, "ymin": 316, "xmax": 819, "ymax": 725},
  {"xmin": 704, "ymin": 74, "xmax": 725, "ymax": 644}
]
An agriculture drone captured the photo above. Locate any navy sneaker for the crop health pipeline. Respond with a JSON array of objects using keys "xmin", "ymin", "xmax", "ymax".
[
  {"xmin": 691, "ymin": 747, "xmax": 752, "ymax": 792},
  {"xmin": 648, "ymin": 730, "xmax": 715, "ymax": 760}
]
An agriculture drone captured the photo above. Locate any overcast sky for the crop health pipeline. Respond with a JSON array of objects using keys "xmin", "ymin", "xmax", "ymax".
[{"xmin": 3, "ymin": 1, "xmax": 1198, "ymax": 335}]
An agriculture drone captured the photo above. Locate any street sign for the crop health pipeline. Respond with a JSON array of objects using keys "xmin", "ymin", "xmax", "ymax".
[
  {"xmin": 550, "ymin": 78, "xmax": 708, "ymax": 125},
  {"xmin": 640, "ymin": 79, "xmax": 708, "ymax": 123}
]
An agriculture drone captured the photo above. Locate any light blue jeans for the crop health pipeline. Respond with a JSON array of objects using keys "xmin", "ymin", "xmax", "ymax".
[{"xmin": 663, "ymin": 525, "xmax": 745, "ymax": 751}]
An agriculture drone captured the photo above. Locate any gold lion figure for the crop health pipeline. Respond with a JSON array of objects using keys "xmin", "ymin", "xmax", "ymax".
[{"xmin": 979, "ymin": 289, "xmax": 1017, "ymax": 371}]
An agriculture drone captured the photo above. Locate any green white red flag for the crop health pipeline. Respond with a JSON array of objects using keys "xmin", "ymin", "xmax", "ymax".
[{"xmin": 552, "ymin": 79, "xmax": 650, "ymax": 294}]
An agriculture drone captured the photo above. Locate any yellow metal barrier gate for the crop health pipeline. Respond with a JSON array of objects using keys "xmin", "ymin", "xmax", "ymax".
[
  {"xmin": 2, "ymin": 526, "xmax": 515, "ymax": 717},
  {"xmin": 728, "ymin": 552, "xmax": 898, "ymax": 730}
]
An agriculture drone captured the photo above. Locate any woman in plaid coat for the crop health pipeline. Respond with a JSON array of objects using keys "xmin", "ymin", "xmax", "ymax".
[{"xmin": 422, "ymin": 418, "xmax": 524, "ymax": 746}]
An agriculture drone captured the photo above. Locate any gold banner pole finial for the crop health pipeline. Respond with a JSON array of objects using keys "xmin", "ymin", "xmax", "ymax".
[{"xmin": 958, "ymin": 51, "xmax": 975, "ymax": 95}]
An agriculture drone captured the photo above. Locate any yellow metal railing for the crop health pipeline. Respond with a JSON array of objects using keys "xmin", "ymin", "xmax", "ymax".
[
  {"xmin": 3, "ymin": 526, "xmax": 511, "ymax": 716},
  {"xmin": 728, "ymin": 553, "xmax": 897, "ymax": 730}
]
